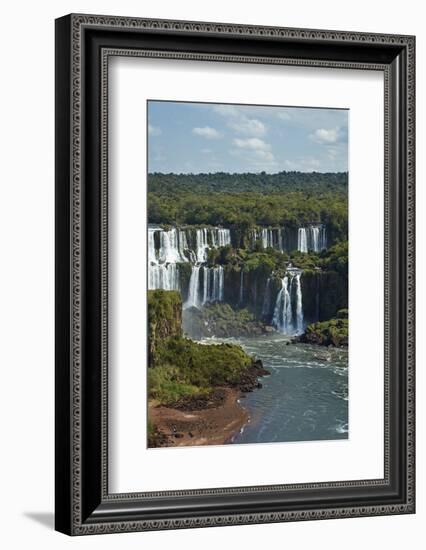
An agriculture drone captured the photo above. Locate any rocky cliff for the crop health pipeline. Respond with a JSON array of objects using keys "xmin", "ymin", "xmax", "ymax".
[{"xmin": 148, "ymin": 289, "xmax": 182, "ymax": 366}]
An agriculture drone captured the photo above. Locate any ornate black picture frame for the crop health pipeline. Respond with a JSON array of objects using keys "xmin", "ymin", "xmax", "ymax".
[{"xmin": 55, "ymin": 14, "xmax": 415, "ymax": 535}]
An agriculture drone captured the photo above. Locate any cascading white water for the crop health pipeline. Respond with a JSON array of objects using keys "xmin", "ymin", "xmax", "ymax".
[
  {"xmin": 261, "ymin": 228, "xmax": 278, "ymax": 249},
  {"xmin": 218, "ymin": 228, "xmax": 231, "ymax": 247},
  {"xmin": 252, "ymin": 225, "xmax": 327, "ymax": 254},
  {"xmin": 311, "ymin": 226, "xmax": 319, "ymax": 252},
  {"xmin": 218, "ymin": 265, "xmax": 224, "ymax": 301},
  {"xmin": 272, "ymin": 269, "xmax": 304, "ymax": 334},
  {"xmin": 185, "ymin": 265, "xmax": 201, "ymax": 309},
  {"xmin": 149, "ymin": 263, "xmax": 180, "ymax": 291},
  {"xmin": 272, "ymin": 276, "xmax": 293, "ymax": 333},
  {"xmin": 213, "ymin": 268, "xmax": 220, "ymax": 301},
  {"xmin": 202, "ymin": 266, "xmax": 210, "ymax": 305},
  {"xmin": 184, "ymin": 229, "xmax": 228, "ymax": 308},
  {"xmin": 200, "ymin": 266, "xmax": 224, "ymax": 305},
  {"xmin": 148, "ymin": 228, "xmax": 158, "ymax": 265},
  {"xmin": 297, "ymin": 225, "xmax": 327, "ymax": 253},
  {"xmin": 158, "ymin": 228, "xmax": 183, "ymax": 263},
  {"xmin": 298, "ymin": 228, "xmax": 308, "ymax": 253},
  {"xmin": 148, "ymin": 227, "xmax": 181, "ymax": 291},
  {"xmin": 149, "ymin": 225, "xmax": 231, "ymax": 297},
  {"xmin": 178, "ymin": 229, "xmax": 192, "ymax": 262},
  {"xmin": 209, "ymin": 228, "xmax": 231, "ymax": 248},
  {"xmin": 196, "ymin": 228, "xmax": 208, "ymax": 263},
  {"xmin": 294, "ymin": 271, "xmax": 304, "ymax": 332},
  {"xmin": 252, "ymin": 227, "xmax": 287, "ymax": 252}
]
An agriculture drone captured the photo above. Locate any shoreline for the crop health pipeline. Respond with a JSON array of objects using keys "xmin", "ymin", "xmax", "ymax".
[{"xmin": 148, "ymin": 388, "xmax": 249, "ymax": 447}]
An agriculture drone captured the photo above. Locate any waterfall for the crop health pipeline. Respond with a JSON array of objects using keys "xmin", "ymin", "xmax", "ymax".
[
  {"xmin": 194, "ymin": 227, "xmax": 230, "ymax": 262},
  {"xmin": 185, "ymin": 266, "xmax": 201, "ymax": 309},
  {"xmin": 297, "ymin": 225, "xmax": 327, "ymax": 253},
  {"xmin": 148, "ymin": 227, "xmax": 181, "ymax": 291},
  {"xmin": 150, "ymin": 225, "xmax": 231, "ymax": 269},
  {"xmin": 178, "ymin": 229, "xmax": 192, "ymax": 262},
  {"xmin": 200, "ymin": 266, "xmax": 224, "ymax": 305},
  {"xmin": 148, "ymin": 228, "xmax": 157, "ymax": 264},
  {"xmin": 213, "ymin": 267, "xmax": 220, "ymax": 301},
  {"xmin": 215, "ymin": 228, "xmax": 231, "ymax": 247},
  {"xmin": 250, "ymin": 227, "xmax": 286, "ymax": 252},
  {"xmin": 196, "ymin": 228, "xmax": 208, "ymax": 263},
  {"xmin": 272, "ymin": 276, "xmax": 293, "ymax": 333},
  {"xmin": 251, "ymin": 225, "xmax": 327, "ymax": 254},
  {"xmin": 311, "ymin": 226, "xmax": 319, "ymax": 252},
  {"xmin": 149, "ymin": 263, "xmax": 180, "ymax": 291},
  {"xmin": 202, "ymin": 266, "xmax": 210, "ymax": 305},
  {"xmin": 261, "ymin": 228, "xmax": 276, "ymax": 249},
  {"xmin": 294, "ymin": 271, "xmax": 304, "ymax": 332},
  {"xmin": 158, "ymin": 228, "xmax": 183, "ymax": 263},
  {"xmin": 219, "ymin": 266, "xmax": 224, "ymax": 301},
  {"xmin": 272, "ymin": 269, "xmax": 304, "ymax": 334},
  {"xmin": 148, "ymin": 225, "xmax": 231, "ymax": 295},
  {"xmin": 298, "ymin": 228, "xmax": 308, "ymax": 253}
]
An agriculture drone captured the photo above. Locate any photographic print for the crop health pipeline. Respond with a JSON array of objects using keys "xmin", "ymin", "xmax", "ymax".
[
  {"xmin": 55, "ymin": 16, "xmax": 415, "ymax": 533},
  {"xmin": 147, "ymin": 100, "xmax": 349, "ymax": 448}
]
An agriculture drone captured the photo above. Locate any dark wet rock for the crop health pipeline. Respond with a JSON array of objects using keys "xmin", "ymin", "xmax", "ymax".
[{"xmin": 182, "ymin": 302, "xmax": 272, "ymax": 340}]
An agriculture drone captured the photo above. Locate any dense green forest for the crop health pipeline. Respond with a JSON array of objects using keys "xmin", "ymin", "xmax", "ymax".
[
  {"xmin": 148, "ymin": 171, "xmax": 348, "ymax": 194},
  {"xmin": 148, "ymin": 172, "xmax": 348, "ymax": 232}
]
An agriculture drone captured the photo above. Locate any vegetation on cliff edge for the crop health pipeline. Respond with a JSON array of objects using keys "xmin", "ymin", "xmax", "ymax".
[
  {"xmin": 296, "ymin": 309, "xmax": 349, "ymax": 347},
  {"xmin": 148, "ymin": 290, "xmax": 262, "ymax": 406}
]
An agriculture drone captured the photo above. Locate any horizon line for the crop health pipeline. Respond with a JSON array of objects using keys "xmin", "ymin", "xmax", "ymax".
[{"xmin": 147, "ymin": 170, "xmax": 348, "ymax": 176}]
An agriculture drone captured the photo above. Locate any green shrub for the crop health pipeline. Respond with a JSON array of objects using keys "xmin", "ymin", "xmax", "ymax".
[
  {"xmin": 148, "ymin": 336, "xmax": 253, "ymax": 405},
  {"xmin": 302, "ymin": 317, "xmax": 348, "ymax": 347}
]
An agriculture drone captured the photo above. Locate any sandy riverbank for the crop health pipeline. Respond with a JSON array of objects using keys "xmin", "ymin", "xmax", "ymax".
[{"xmin": 148, "ymin": 388, "xmax": 248, "ymax": 447}]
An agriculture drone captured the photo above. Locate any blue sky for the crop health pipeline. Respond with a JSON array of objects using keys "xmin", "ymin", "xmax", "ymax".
[{"xmin": 148, "ymin": 101, "xmax": 348, "ymax": 174}]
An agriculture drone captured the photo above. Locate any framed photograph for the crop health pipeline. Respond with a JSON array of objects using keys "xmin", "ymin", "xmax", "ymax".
[{"xmin": 55, "ymin": 14, "xmax": 415, "ymax": 535}]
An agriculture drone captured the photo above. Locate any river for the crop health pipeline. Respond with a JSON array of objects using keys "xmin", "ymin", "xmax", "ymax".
[{"xmin": 204, "ymin": 334, "xmax": 348, "ymax": 445}]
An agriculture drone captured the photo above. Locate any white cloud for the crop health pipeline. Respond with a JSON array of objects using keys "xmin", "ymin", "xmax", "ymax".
[
  {"xmin": 229, "ymin": 117, "xmax": 266, "ymax": 137},
  {"xmin": 148, "ymin": 124, "xmax": 162, "ymax": 136},
  {"xmin": 310, "ymin": 127, "xmax": 341, "ymax": 144},
  {"xmin": 192, "ymin": 126, "xmax": 222, "ymax": 139},
  {"xmin": 254, "ymin": 150, "xmax": 275, "ymax": 162},
  {"xmin": 231, "ymin": 137, "xmax": 276, "ymax": 169},
  {"xmin": 212, "ymin": 104, "xmax": 267, "ymax": 137},
  {"xmin": 233, "ymin": 137, "xmax": 271, "ymax": 151},
  {"xmin": 201, "ymin": 148, "xmax": 213, "ymax": 154}
]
